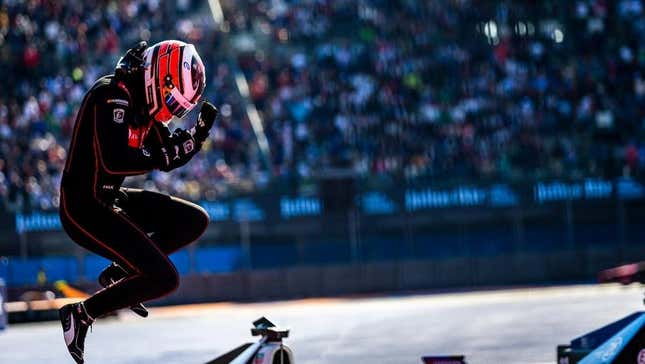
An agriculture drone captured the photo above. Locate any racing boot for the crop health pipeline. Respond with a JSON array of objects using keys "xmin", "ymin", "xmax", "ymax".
[
  {"xmin": 59, "ymin": 302, "xmax": 93, "ymax": 364},
  {"xmin": 98, "ymin": 262, "xmax": 149, "ymax": 317}
]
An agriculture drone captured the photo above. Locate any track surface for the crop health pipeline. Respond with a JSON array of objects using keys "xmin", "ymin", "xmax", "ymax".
[{"xmin": 0, "ymin": 284, "xmax": 643, "ymax": 363}]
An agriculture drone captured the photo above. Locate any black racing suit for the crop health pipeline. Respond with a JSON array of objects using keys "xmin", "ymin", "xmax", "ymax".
[{"xmin": 60, "ymin": 74, "xmax": 209, "ymax": 319}]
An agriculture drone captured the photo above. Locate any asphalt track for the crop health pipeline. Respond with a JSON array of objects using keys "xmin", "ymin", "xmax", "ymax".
[{"xmin": 0, "ymin": 284, "xmax": 643, "ymax": 363}]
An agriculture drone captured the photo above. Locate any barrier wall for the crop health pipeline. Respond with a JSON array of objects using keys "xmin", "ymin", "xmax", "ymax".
[
  {"xmin": 0, "ymin": 246, "xmax": 243, "ymax": 287},
  {"xmin": 1, "ymin": 176, "xmax": 645, "ymax": 303},
  {"xmin": 4, "ymin": 243, "xmax": 644, "ymax": 303},
  {"xmin": 153, "ymin": 244, "xmax": 645, "ymax": 305}
]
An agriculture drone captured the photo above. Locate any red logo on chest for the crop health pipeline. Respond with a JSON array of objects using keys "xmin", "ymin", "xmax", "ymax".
[{"xmin": 128, "ymin": 126, "xmax": 150, "ymax": 148}]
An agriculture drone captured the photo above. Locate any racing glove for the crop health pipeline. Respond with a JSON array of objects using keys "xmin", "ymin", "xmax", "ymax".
[
  {"xmin": 157, "ymin": 128, "xmax": 200, "ymax": 172},
  {"xmin": 189, "ymin": 101, "xmax": 219, "ymax": 144}
]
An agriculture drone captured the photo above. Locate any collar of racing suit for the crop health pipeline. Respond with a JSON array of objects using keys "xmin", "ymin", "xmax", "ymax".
[{"xmin": 114, "ymin": 42, "xmax": 150, "ymax": 127}]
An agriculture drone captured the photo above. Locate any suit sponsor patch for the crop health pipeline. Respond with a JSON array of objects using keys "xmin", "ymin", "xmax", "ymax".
[
  {"xmin": 107, "ymin": 98, "xmax": 129, "ymax": 107},
  {"xmin": 183, "ymin": 139, "xmax": 195, "ymax": 154},
  {"xmin": 113, "ymin": 108, "xmax": 125, "ymax": 123}
]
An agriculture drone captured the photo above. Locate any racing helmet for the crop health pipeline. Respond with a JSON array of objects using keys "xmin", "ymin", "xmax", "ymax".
[{"xmin": 143, "ymin": 40, "xmax": 206, "ymax": 123}]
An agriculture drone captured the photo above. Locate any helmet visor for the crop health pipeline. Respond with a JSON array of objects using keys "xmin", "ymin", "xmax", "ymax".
[{"xmin": 165, "ymin": 86, "xmax": 197, "ymax": 119}]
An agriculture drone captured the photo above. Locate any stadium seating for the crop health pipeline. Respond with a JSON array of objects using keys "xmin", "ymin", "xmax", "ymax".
[{"xmin": 1, "ymin": 0, "xmax": 644, "ymax": 214}]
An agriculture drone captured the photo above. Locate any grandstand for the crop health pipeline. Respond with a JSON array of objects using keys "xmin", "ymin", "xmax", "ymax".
[{"xmin": 1, "ymin": 0, "xmax": 644, "ymax": 213}]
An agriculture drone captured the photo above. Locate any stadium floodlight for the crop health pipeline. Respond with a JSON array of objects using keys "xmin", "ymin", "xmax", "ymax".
[
  {"xmin": 207, "ymin": 0, "xmax": 273, "ymax": 174},
  {"xmin": 207, "ymin": 0, "xmax": 225, "ymax": 31}
]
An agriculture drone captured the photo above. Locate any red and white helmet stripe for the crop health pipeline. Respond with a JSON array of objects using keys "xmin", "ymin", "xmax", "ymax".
[{"xmin": 143, "ymin": 40, "xmax": 206, "ymax": 123}]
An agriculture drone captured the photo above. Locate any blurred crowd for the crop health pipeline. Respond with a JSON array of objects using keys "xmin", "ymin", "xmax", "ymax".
[
  {"xmin": 1, "ymin": 0, "xmax": 645, "ymax": 212},
  {"xmin": 230, "ymin": 0, "xmax": 645, "ymax": 181}
]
